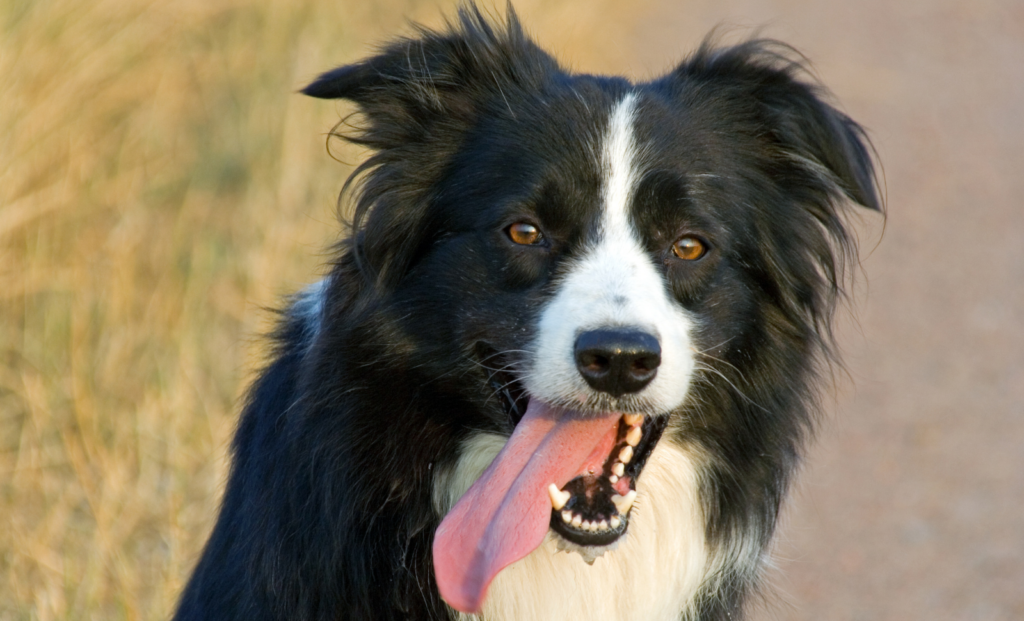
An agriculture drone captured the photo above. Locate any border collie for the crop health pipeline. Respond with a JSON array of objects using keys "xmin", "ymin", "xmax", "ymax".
[{"xmin": 175, "ymin": 6, "xmax": 880, "ymax": 621}]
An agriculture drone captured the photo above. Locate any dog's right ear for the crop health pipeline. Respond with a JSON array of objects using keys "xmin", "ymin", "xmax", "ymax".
[
  {"xmin": 301, "ymin": 40, "xmax": 475, "ymax": 150},
  {"xmin": 303, "ymin": 7, "xmax": 554, "ymax": 289},
  {"xmin": 302, "ymin": 6, "xmax": 551, "ymax": 151}
]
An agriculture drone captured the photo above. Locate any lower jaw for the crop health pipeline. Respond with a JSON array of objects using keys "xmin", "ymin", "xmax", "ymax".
[
  {"xmin": 550, "ymin": 510, "xmax": 628, "ymax": 547},
  {"xmin": 551, "ymin": 529, "xmax": 625, "ymax": 565}
]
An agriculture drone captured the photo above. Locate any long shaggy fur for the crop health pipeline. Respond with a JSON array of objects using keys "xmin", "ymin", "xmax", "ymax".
[{"xmin": 174, "ymin": 6, "xmax": 880, "ymax": 621}]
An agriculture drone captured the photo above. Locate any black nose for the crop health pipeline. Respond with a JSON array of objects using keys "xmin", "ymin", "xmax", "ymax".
[{"xmin": 574, "ymin": 329, "xmax": 661, "ymax": 398}]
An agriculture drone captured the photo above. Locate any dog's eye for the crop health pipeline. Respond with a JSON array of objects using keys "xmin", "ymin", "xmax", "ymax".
[
  {"xmin": 507, "ymin": 222, "xmax": 544, "ymax": 246},
  {"xmin": 671, "ymin": 236, "xmax": 707, "ymax": 261}
]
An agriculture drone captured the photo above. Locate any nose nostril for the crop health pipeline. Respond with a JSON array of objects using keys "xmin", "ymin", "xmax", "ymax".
[
  {"xmin": 579, "ymin": 353, "xmax": 610, "ymax": 373},
  {"xmin": 574, "ymin": 328, "xmax": 661, "ymax": 397},
  {"xmin": 632, "ymin": 353, "xmax": 661, "ymax": 374}
]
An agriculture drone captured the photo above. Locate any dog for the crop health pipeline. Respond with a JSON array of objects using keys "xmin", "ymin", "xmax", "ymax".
[{"xmin": 174, "ymin": 6, "xmax": 880, "ymax": 621}]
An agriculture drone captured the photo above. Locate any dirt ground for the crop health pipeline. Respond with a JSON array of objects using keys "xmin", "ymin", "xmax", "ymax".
[{"xmin": 614, "ymin": 1, "xmax": 1024, "ymax": 619}]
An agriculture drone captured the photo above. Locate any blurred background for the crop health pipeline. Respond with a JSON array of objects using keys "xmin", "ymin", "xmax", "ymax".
[{"xmin": 2, "ymin": 0, "xmax": 1021, "ymax": 619}]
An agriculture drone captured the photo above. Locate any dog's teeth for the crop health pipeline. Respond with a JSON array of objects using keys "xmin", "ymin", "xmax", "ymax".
[
  {"xmin": 618, "ymin": 446, "xmax": 633, "ymax": 463},
  {"xmin": 611, "ymin": 462, "xmax": 625, "ymax": 477},
  {"xmin": 561, "ymin": 510, "xmax": 572, "ymax": 523},
  {"xmin": 623, "ymin": 413, "xmax": 643, "ymax": 426},
  {"xmin": 548, "ymin": 484, "xmax": 570, "ymax": 510},
  {"xmin": 625, "ymin": 425, "xmax": 642, "ymax": 447},
  {"xmin": 610, "ymin": 516, "xmax": 621, "ymax": 529},
  {"xmin": 599, "ymin": 520, "xmax": 609, "ymax": 530},
  {"xmin": 612, "ymin": 490, "xmax": 637, "ymax": 514},
  {"xmin": 609, "ymin": 474, "xmax": 619, "ymax": 484},
  {"xmin": 571, "ymin": 514, "xmax": 582, "ymax": 528}
]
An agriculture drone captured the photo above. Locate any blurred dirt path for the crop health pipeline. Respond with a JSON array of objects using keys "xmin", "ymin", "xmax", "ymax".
[{"xmin": 624, "ymin": 1, "xmax": 1024, "ymax": 619}]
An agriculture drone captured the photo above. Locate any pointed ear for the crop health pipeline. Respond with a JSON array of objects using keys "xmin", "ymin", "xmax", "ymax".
[
  {"xmin": 301, "ymin": 7, "xmax": 556, "ymax": 289},
  {"xmin": 301, "ymin": 36, "xmax": 477, "ymax": 143},
  {"xmin": 759, "ymin": 66, "xmax": 882, "ymax": 213},
  {"xmin": 301, "ymin": 6, "xmax": 552, "ymax": 151},
  {"xmin": 674, "ymin": 39, "xmax": 882, "ymax": 212}
]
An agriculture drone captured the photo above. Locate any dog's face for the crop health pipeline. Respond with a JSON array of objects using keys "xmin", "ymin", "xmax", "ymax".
[
  {"xmin": 398, "ymin": 89, "xmax": 706, "ymax": 414},
  {"xmin": 305, "ymin": 9, "xmax": 878, "ymax": 615}
]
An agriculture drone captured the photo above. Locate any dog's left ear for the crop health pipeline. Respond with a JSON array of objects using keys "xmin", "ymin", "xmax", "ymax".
[
  {"xmin": 672, "ymin": 39, "xmax": 882, "ymax": 213},
  {"xmin": 758, "ymin": 62, "xmax": 883, "ymax": 213}
]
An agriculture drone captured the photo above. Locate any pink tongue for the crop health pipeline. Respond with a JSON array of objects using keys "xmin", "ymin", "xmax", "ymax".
[{"xmin": 432, "ymin": 401, "xmax": 620, "ymax": 613}]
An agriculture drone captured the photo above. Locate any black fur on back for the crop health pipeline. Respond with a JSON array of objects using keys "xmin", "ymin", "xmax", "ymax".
[{"xmin": 174, "ymin": 6, "xmax": 880, "ymax": 621}]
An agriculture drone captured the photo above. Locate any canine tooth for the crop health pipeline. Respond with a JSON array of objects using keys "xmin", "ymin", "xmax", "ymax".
[
  {"xmin": 623, "ymin": 413, "xmax": 643, "ymax": 426},
  {"xmin": 610, "ymin": 516, "xmax": 621, "ymax": 529},
  {"xmin": 562, "ymin": 510, "xmax": 572, "ymax": 523},
  {"xmin": 618, "ymin": 446, "xmax": 633, "ymax": 463},
  {"xmin": 611, "ymin": 462, "xmax": 625, "ymax": 477},
  {"xmin": 571, "ymin": 514, "xmax": 582, "ymax": 528},
  {"xmin": 548, "ymin": 484, "xmax": 570, "ymax": 510},
  {"xmin": 609, "ymin": 475, "xmax": 619, "ymax": 484},
  {"xmin": 611, "ymin": 490, "xmax": 637, "ymax": 514},
  {"xmin": 625, "ymin": 425, "xmax": 642, "ymax": 446}
]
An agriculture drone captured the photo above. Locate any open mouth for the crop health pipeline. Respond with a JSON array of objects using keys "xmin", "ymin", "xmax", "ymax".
[
  {"xmin": 547, "ymin": 411, "xmax": 667, "ymax": 547},
  {"xmin": 481, "ymin": 343, "xmax": 668, "ymax": 547},
  {"xmin": 433, "ymin": 345, "xmax": 670, "ymax": 612}
]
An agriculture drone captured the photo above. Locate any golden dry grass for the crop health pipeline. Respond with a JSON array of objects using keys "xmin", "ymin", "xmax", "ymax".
[{"xmin": 0, "ymin": 0, "xmax": 646, "ymax": 618}]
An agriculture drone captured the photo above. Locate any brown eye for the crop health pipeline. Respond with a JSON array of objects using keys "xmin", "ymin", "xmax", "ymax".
[
  {"xmin": 507, "ymin": 222, "xmax": 543, "ymax": 245},
  {"xmin": 672, "ymin": 236, "xmax": 707, "ymax": 261}
]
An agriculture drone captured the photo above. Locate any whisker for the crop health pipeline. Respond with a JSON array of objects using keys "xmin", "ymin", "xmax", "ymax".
[
  {"xmin": 690, "ymin": 338, "xmax": 750, "ymax": 384},
  {"xmin": 693, "ymin": 363, "xmax": 767, "ymax": 413}
]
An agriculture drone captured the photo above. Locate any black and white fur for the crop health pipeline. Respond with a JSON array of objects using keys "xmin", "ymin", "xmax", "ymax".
[{"xmin": 175, "ymin": 6, "xmax": 880, "ymax": 621}]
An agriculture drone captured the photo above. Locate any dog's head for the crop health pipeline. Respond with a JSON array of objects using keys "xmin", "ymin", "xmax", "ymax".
[{"xmin": 305, "ymin": 7, "xmax": 879, "ymax": 613}]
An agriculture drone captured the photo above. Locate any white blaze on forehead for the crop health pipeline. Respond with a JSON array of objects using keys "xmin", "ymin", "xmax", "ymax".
[
  {"xmin": 603, "ymin": 93, "xmax": 642, "ymax": 234},
  {"xmin": 525, "ymin": 93, "xmax": 697, "ymax": 414}
]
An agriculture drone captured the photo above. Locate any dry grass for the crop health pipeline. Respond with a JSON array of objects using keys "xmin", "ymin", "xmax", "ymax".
[
  {"xmin": 0, "ymin": 0, "xmax": 374, "ymax": 616},
  {"xmin": 0, "ymin": 0, "xmax": 647, "ymax": 618}
]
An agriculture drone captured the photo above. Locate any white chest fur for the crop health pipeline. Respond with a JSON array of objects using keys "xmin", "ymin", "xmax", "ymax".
[{"xmin": 434, "ymin": 434, "xmax": 710, "ymax": 621}]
